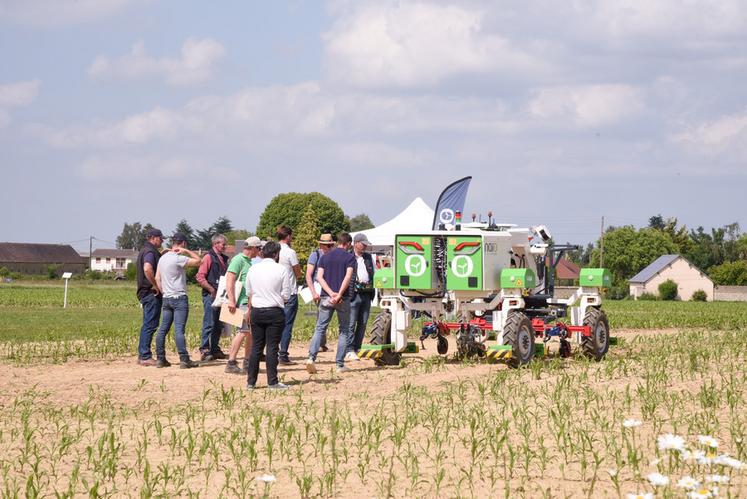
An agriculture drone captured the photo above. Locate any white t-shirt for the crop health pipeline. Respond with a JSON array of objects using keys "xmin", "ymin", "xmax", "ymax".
[
  {"xmin": 245, "ymin": 259, "xmax": 293, "ymax": 308},
  {"xmin": 355, "ymin": 254, "xmax": 370, "ymax": 284},
  {"xmin": 279, "ymin": 242, "xmax": 299, "ymax": 295},
  {"xmin": 158, "ymin": 252, "xmax": 189, "ymax": 298}
]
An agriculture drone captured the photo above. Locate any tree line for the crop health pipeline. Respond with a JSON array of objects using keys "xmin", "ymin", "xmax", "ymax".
[{"xmin": 567, "ymin": 215, "xmax": 747, "ymax": 288}]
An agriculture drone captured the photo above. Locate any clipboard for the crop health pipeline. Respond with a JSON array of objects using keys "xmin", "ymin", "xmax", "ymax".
[{"xmin": 219, "ymin": 303, "xmax": 245, "ymax": 327}]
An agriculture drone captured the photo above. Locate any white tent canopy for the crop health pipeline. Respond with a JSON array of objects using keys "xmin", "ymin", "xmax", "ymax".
[{"xmin": 352, "ymin": 197, "xmax": 434, "ymax": 247}]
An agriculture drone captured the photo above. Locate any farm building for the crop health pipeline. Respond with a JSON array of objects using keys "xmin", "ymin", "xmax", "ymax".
[
  {"xmin": 629, "ymin": 254, "xmax": 714, "ymax": 301},
  {"xmin": 90, "ymin": 249, "xmax": 138, "ymax": 274},
  {"xmin": 555, "ymin": 258, "xmax": 580, "ymax": 286},
  {"xmin": 0, "ymin": 242, "xmax": 86, "ymax": 276}
]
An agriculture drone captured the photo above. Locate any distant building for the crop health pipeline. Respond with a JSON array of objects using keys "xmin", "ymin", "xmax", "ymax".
[
  {"xmin": 0, "ymin": 242, "xmax": 86, "ymax": 276},
  {"xmin": 90, "ymin": 249, "xmax": 138, "ymax": 274},
  {"xmin": 629, "ymin": 254, "xmax": 714, "ymax": 301},
  {"xmin": 555, "ymin": 258, "xmax": 580, "ymax": 286}
]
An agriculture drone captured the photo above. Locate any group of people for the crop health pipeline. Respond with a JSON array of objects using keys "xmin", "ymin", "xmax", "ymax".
[{"xmin": 135, "ymin": 225, "xmax": 376, "ymax": 389}]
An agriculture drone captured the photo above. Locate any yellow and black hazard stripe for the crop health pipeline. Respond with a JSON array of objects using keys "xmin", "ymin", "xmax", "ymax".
[
  {"xmin": 486, "ymin": 349, "xmax": 512, "ymax": 362},
  {"xmin": 358, "ymin": 349, "xmax": 383, "ymax": 360}
]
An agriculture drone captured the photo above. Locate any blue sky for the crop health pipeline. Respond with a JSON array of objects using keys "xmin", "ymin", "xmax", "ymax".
[{"xmin": 1, "ymin": 0, "xmax": 746, "ymax": 252}]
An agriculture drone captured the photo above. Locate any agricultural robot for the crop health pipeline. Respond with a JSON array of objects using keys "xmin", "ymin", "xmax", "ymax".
[{"xmin": 360, "ymin": 217, "xmax": 613, "ymax": 368}]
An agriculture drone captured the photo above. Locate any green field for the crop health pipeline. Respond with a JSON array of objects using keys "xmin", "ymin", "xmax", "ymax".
[{"xmin": 2, "ymin": 281, "xmax": 747, "ymax": 363}]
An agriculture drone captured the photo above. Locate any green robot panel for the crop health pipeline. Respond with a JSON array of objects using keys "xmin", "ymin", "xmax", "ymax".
[
  {"xmin": 395, "ymin": 235, "xmax": 434, "ymax": 290},
  {"xmin": 446, "ymin": 236, "xmax": 483, "ymax": 290}
]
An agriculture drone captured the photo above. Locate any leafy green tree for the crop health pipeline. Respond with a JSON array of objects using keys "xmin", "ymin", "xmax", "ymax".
[
  {"xmin": 224, "ymin": 229, "xmax": 253, "ymax": 248},
  {"xmin": 294, "ymin": 206, "xmax": 320, "ymax": 268},
  {"xmin": 349, "ymin": 213, "xmax": 374, "ymax": 232},
  {"xmin": 708, "ymin": 260, "xmax": 747, "ymax": 285},
  {"xmin": 212, "ymin": 216, "xmax": 233, "ymax": 235},
  {"xmin": 590, "ymin": 226, "xmax": 678, "ymax": 284},
  {"xmin": 116, "ymin": 222, "xmax": 143, "ymax": 249},
  {"xmin": 658, "ymin": 279, "xmax": 678, "ymax": 300},
  {"xmin": 256, "ymin": 192, "xmax": 349, "ymax": 239},
  {"xmin": 193, "ymin": 217, "xmax": 235, "ymax": 250},
  {"xmin": 648, "ymin": 214, "xmax": 693, "ymax": 255}
]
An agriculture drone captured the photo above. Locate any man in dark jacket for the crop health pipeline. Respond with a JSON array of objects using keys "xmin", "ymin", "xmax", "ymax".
[
  {"xmin": 136, "ymin": 228, "xmax": 163, "ymax": 366},
  {"xmin": 347, "ymin": 233, "xmax": 376, "ymax": 358},
  {"xmin": 196, "ymin": 234, "xmax": 229, "ymax": 361}
]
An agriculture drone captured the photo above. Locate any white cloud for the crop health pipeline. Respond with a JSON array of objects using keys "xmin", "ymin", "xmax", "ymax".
[
  {"xmin": 0, "ymin": 0, "xmax": 139, "ymax": 27},
  {"xmin": 673, "ymin": 110, "xmax": 747, "ymax": 159},
  {"xmin": 574, "ymin": 0, "xmax": 747, "ymax": 39},
  {"xmin": 89, "ymin": 38, "xmax": 225, "ymax": 86},
  {"xmin": 0, "ymin": 79, "xmax": 40, "ymax": 128},
  {"xmin": 0, "ymin": 79, "xmax": 40, "ymax": 107},
  {"xmin": 323, "ymin": 2, "xmax": 548, "ymax": 87},
  {"xmin": 45, "ymin": 107, "xmax": 200, "ymax": 147},
  {"xmin": 528, "ymin": 84, "xmax": 644, "ymax": 127}
]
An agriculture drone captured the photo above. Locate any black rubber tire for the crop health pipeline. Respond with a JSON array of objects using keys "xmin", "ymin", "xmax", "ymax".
[
  {"xmin": 369, "ymin": 311, "xmax": 402, "ymax": 366},
  {"xmin": 582, "ymin": 307, "xmax": 610, "ymax": 361},
  {"xmin": 436, "ymin": 335, "xmax": 448, "ymax": 355},
  {"xmin": 503, "ymin": 311, "xmax": 535, "ymax": 368}
]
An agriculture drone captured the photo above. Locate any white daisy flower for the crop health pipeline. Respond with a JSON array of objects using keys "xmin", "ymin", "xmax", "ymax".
[
  {"xmin": 698, "ymin": 435, "xmax": 719, "ymax": 448},
  {"xmin": 714, "ymin": 454, "xmax": 744, "ymax": 469},
  {"xmin": 658, "ymin": 433, "xmax": 686, "ymax": 452},
  {"xmin": 705, "ymin": 474, "xmax": 729, "ymax": 484},
  {"xmin": 626, "ymin": 493, "xmax": 654, "ymax": 499},
  {"xmin": 686, "ymin": 487, "xmax": 714, "ymax": 499},
  {"xmin": 623, "ymin": 419, "xmax": 643, "ymax": 428},
  {"xmin": 256, "ymin": 474, "xmax": 276, "ymax": 483},
  {"xmin": 647, "ymin": 472, "xmax": 669, "ymax": 487},
  {"xmin": 695, "ymin": 449, "xmax": 717, "ymax": 466},
  {"xmin": 677, "ymin": 476, "xmax": 700, "ymax": 490}
]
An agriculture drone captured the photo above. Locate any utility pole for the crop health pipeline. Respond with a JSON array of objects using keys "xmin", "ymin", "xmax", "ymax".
[
  {"xmin": 89, "ymin": 236, "xmax": 93, "ymax": 270},
  {"xmin": 599, "ymin": 216, "xmax": 605, "ymax": 268}
]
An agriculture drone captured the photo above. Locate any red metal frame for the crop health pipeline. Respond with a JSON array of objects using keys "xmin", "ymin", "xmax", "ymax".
[{"xmin": 425, "ymin": 318, "xmax": 590, "ymax": 337}]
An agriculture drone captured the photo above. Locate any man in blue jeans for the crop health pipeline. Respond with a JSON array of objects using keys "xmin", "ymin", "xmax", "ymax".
[
  {"xmin": 135, "ymin": 228, "xmax": 163, "ymax": 366},
  {"xmin": 306, "ymin": 233, "xmax": 356, "ymax": 374},
  {"xmin": 277, "ymin": 226, "xmax": 302, "ymax": 365},
  {"xmin": 196, "ymin": 234, "xmax": 229, "ymax": 361},
  {"xmin": 347, "ymin": 233, "xmax": 376, "ymax": 359},
  {"xmin": 154, "ymin": 233, "xmax": 202, "ymax": 368}
]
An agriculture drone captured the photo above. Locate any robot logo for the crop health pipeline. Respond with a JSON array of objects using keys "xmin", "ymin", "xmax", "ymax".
[
  {"xmin": 439, "ymin": 208, "xmax": 455, "ymax": 224},
  {"xmin": 404, "ymin": 254, "xmax": 427, "ymax": 277},
  {"xmin": 451, "ymin": 255, "xmax": 473, "ymax": 278}
]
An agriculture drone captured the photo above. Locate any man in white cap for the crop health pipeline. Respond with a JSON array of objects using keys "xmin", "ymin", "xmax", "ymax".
[
  {"xmin": 347, "ymin": 233, "xmax": 376, "ymax": 359},
  {"xmin": 224, "ymin": 236, "xmax": 263, "ymax": 374}
]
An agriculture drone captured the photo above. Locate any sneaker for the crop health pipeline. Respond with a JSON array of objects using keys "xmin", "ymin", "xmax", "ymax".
[
  {"xmin": 180, "ymin": 359, "xmax": 199, "ymax": 369},
  {"xmin": 320, "ymin": 345, "xmax": 329, "ymax": 352},
  {"xmin": 246, "ymin": 384, "xmax": 255, "ymax": 391},
  {"xmin": 137, "ymin": 358, "xmax": 156, "ymax": 367},
  {"xmin": 156, "ymin": 358, "xmax": 171, "ymax": 368},
  {"xmin": 278, "ymin": 357, "xmax": 296, "ymax": 365},
  {"xmin": 224, "ymin": 361, "xmax": 245, "ymax": 375},
  {"xmin": 344, "ymin": 351, "xmax": 358, "ymax": 361},
  {"xmin": 305, "ymin": 358, "xmax": 317, "ymax": 374},
  {"xmin": 200, "ymin": 352, "xmax": 214, "ymax": 362},
  {"xmin": 336, "ymin": 366, "xmax": 350, "ymax": 373},
  {"xmin": 268, "ymin": 382, "xmax": 289, "ymax": 391},
  {"xmin": 211, "ymin": 351, "xmax": 228, "ymax": 360}
]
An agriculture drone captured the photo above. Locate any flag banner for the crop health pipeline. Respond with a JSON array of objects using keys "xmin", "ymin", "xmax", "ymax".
[{"xmin": 432, "ymin": 176, "xmax": 472, "ymax": 229}]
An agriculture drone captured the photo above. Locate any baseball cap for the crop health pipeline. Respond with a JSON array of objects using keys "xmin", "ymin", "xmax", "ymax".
[
  {"xmin": 353, "ymin": 233, "xmax": 371, "ymax": 246},
  {"xmin": 171, "ymin": 232, "xmax": 187, "ymax": 243},
  {"xmin": 146, "ymin": 228, "xmax": 163, "ymax": 238},
  {"xmin": 318, "ymin": 233, "xmax": 334, "ymax": 245},
  {"xmin": 244, "ymin": 236, "xmax": 263, "ymax": 247}
]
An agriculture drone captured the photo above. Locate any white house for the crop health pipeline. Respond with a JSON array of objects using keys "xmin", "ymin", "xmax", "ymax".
[
  {"xmin": 629, "ymin": 254, "xmax": 714, "ymax": 301},
  {"xmin": 90, "ymin": 249, "xmax": 138, "ymax": 274}
]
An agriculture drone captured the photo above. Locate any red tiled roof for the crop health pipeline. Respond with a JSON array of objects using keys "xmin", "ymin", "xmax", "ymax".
[
  {"xmin": 0, "ymin": 243, "xmax": 83, "ymax": 264},
  {"xmin": 556, "ymin": 258, "xmax": 580, "ymax": 280}
]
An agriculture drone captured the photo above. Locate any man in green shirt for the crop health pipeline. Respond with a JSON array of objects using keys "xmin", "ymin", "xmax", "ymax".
[{"xmin": 225, "ymin": 236, "xmax": 263, "ymax": 374}]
